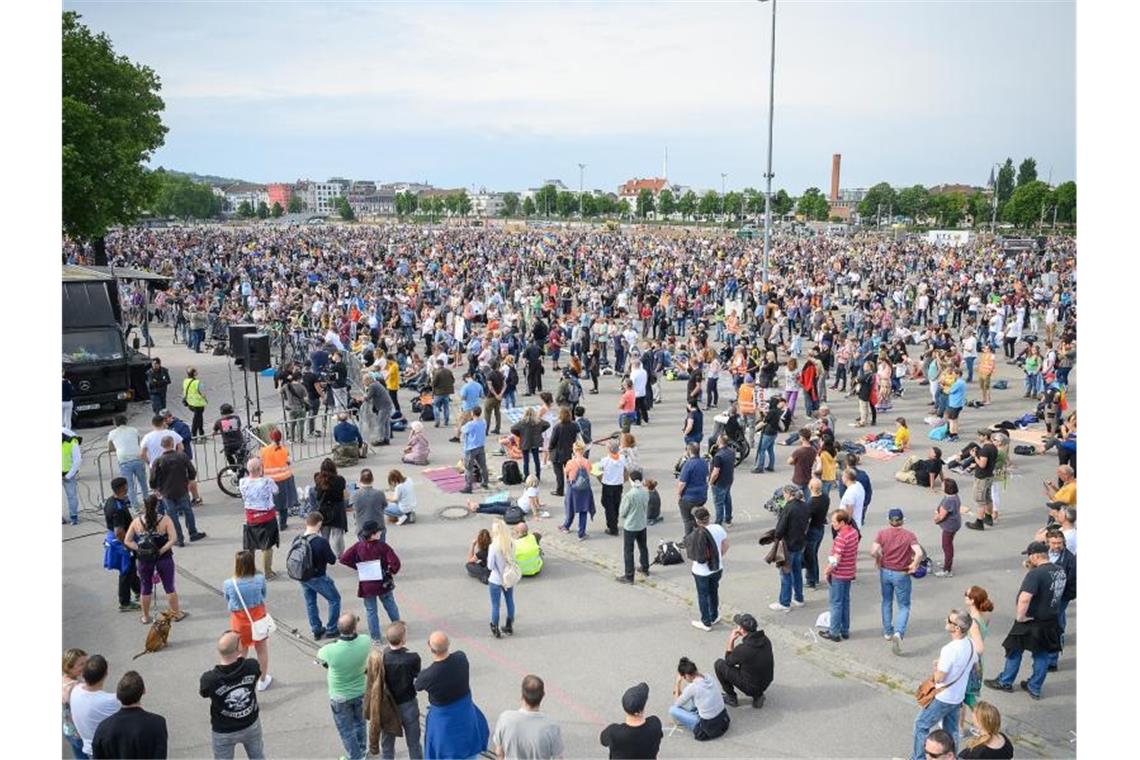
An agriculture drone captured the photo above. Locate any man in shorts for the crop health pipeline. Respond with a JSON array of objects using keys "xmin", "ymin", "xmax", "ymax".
[
  {"xmin": 943, "ymin": 368, "xmax": 966, "ymax": 441},
  {"xmin": 965, "ymin": 430, "xmax": 999, "ymax": 531}
]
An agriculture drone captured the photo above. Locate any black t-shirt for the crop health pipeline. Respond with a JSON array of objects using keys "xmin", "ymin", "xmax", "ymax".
[
  {"xmin": 973, "ymin": 443, "xmax": 999, "ymax": 479},
  {"xmin": 711, "ymin": 447, "xmax": 735, "ymax": 490},
  {"xmin": 487, "ymin": 369, "xmax": 505, "ymax": 394},
  {"xmin": 384, "ymin": 647, "xmax": 422, "ymax": 705},
  {"xmin": 414, "ymin": 651, "xmax": 470, "ymax": 706},
  {"xmin": 104, "ymin": 497, "xmax": 133, "ymax": 534},
  {"xmin": 600, "ymin": 716, "xmax": 663, "ymax": 760},
  {"xmin": 302, "ymin": 371, "xmax": 322, "ymax": 400},
  {"xmin": 958, "ymin": 733, "xmax": 1014, "ymax": 759},
  {"xmin": 1021, "ymin": 562, "xmax": 1066, "ymax": 622},
  {"xmin": 91, "ymin": 708, "xmax": 168, "ymax": 760},
  {"xmin": 807, "ymin": 494, "xmax": 830, "ymax": 530},
  {"xmin": 213, "ymin": 414, "xmax": 244, "ymax": 450},
  {"xmin": 914, "ymin": 457, "xmax": 944, "ymax": 487},
  {"xmin": 199, "ymin": 658, "xmax": 261, "ymax": 733},
  {"xmin": 330, "ymin": 362, "xmax": 348, "ymax": 389},
  {"xmin": 762, "ymin": 407, "xmax": 783, "ymax": 436}
]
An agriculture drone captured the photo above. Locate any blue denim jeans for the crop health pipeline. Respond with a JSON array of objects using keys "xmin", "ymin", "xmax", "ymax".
[
  {"xmin": 300, "ymin": 574, "xmax": 342, "ymax": 636},
  {"xmin": 712, "ymin": 485, "xmax": 733, "ymax": 524},
  {"xmin": 911, "ymin": 698, "xmax": 960, "ymax": 760},
  {"xmin": 362, "ymin": 593, "xmax": 401, "ymax": 642},
  {"xmin": 803, "ymin": 526, "xmax": 825, "ymax": 587},
  {"xmin": 693, "ymin": 570, "xmax": 722, "ymax": 627},
  {"xmin": 821, "ymin": 479, "xmax": 836, "ymax": 500},
  {"xmin": 211, "ymin": 720, "xmax": 265, "ymax": 759},
  {"xmin": 879, "ymin": 569, "xmax": 913, "ymax": 638},
  {"xmin": 964, "ymin": 356, "xmax": 975, "ymax": 383},
  {"xmin": 162, "ymin": 494, "xmax": 198, "ymax": 543},
  {"xmin": 997, "ymin": 646, "xmax": 1051, "ymax": 696},
  {"xmin": 489, "ymin": 582, "xmax": 516, "ymax": 626},
  {"xmin": 522, "ymin": 448, "xmax": 542, "ymax": 481},
  {"xmin": 828, "ymin": 578, "xmax": 851, "ymax": 637},
  {"xmin": 432, "ymin": 395, "xmax": 450, "ymax": 426},
  {"xmin": 119, "ymin": 459, "xmax": 149, "ymax": 511},
  {"xmin": 755, "ymin": 433, "xmax": 776, "ymax": 470},
  {"xmin": 668, "ymin": 704, "xmax": 700, "ymax": 732},
  {"xmin": 503, "ymin": 389, "xmax": 517, "ymax": 410},
  {"xmin": 1048, "ymin": 599, "xmax": 1070, "ymax": 667},
  {"xmin": 330, "ymin": 695, "xmax": 367, "ymax": 760},
  {"xmin": 779, "ymin": 548, "xmax": 805, "ymax": 606},
  {"xmin": 62, "ymin": 477, "xmax": 79, "ymax": 522}
]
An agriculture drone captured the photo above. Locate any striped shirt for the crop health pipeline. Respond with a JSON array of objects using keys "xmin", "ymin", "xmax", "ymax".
[{"xmin": 829, "ymin": 524, "xmax": 860, "ymax": 580}]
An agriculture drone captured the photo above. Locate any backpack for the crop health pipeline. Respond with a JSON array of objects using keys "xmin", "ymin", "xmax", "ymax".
[
  {"xmin": 286, "ymin": 534, "xmax": 317, "ymax": 581},
  {"xmin": 391, "ymin": 417, "xmax": 408, "ymax": 432},
  {"xmin": 135, "ymin": 524, "xmax": 161, "ymax": 562},
  {"xmin": 992, "ymin": 379, "xmax": 1009, "ymax": 390},
  {"xmin": 929, "ymin": 424, "xmax": 949, "ymax": 441},
  {"xmin": 501, "ymin": 460, "xmax": 523, "ymax": 486},
  {"xmin": 653, "ymin": 540, "xmax": 684, "ymax": 566},
  {"xmin": 1014, "ymin": 444, "xmax": 1037, "ymax": 456},
  {"xmin": 568, "ymin": 378, "xmax": 582, "ymax": 405},
  {"xmin": 570, "ymin": 464, "xmax": 592, "ymax": 492},
  {"xmin": 503, "ymin": 504, "xmax": 526, "ymax": 525},
  {"xmin": 420, "ymin": 404, "xmax": 435, "ymax": 422}
]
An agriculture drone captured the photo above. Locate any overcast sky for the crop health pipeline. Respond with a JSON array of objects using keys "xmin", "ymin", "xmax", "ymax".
[{"xmin": 65, "ymin": 0, "xmax": 1076, "ymax": 193}]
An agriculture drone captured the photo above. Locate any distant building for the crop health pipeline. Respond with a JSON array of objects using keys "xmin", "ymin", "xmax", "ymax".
[
  {"xmin": 266, "ymin": 183, "xmax": 293, "ymax": 210},
  {"xmin": 297, "ymin": 180, "xmax": 344, "ymax": 216},
  {"xmin": 617, "ymin": 177, "xmax": 668, "ymax": 211},
  {"xmin": 344, "ymin": 180, "xmax": 394, "ymax": 216},
  {"xmin": 221, "ymin": 182, "xmax": 269, "ymax": 213},
  {"xmin": 928, "ymin": 183, "xmax": 978, "ymax": 196},
  {"xmin": 829, "ymin": 187, "xmax": 866, "ymax": 222},
  {"xmin": 470, "ymin": 188, "xmax": 505, "ymax": 217}
]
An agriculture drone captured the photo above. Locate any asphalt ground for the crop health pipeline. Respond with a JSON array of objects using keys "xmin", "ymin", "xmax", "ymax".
[{"xmin": 62, "ymin": 324, "xmax": 1076, "ymax": 758}]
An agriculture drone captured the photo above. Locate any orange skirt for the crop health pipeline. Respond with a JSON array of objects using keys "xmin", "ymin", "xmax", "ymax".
[{"xmin": 230, "ymin": 603, "xmax": 267, "ymax": 649}]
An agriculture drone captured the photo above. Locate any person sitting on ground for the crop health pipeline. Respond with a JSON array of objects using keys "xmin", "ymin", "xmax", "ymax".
[
  {"xmin": 713, "ymin": 613, "xmax": 774, "ymax": 710},
  {"xmin": 513, "ymin": 521, "xmax": 544, "ymax": 577},
  {"xmin": 466, "ymin": 475, "xmax": 550, "ymax": 519},
  {"xmin": 893, "ymin": 417, "xmax": 910, "ymax": 452},
  {"xmin": 401, "ymin": 420, "xmax": 431, "ymax": 465},
  {"xmin": 466, "ymin": 528, "xmax": 492, "ymax": 584},
  {"xmin": 668, "ymin": 656, "xmax": 730, "ymax": 741},
  {"xmin": 895, "ymin": 447, "xmax": 945, "ymax": 492},
  {"xmin": 1043, "ymin": 464, "xmax": 1076, "ymax": 507},
  {"xmin": 599, "ymin": 682, "xmax": 663, "ymax": 760},
  {"xmin": 385, "ymin": 469, "xmax": 418, "ymax": 525},
  {"xmin": 332, "ymin": 412, "xmax": 366, "ymax": 465}
]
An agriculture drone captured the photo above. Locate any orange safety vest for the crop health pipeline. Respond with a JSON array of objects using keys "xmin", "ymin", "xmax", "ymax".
[
  {"xmin": 737, "ymin": 383, "xmax": 757, "ymax": 415},
  {"xmin": 260, "ymin": 444, "xmax": 293, "ymax": 482}
]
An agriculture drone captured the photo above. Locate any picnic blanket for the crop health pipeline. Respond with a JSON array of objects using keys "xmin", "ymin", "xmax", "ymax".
[
  {"xmin": 862, "ymin": 447, "xmax": 901, "ymax": 462},
  {"xmin": 1007, "ymin": 428, "xmax": 1049, "ymax": 452},
  {"xmin": 422, "ymin": 466, "xmax": 471, "ymax": 494},
  {"xmin": 503, "ymin": 405, "xmax": 540, "ymax": 425}
]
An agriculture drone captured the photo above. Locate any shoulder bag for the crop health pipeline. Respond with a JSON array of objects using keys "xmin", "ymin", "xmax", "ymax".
[
  {"xmin": 233, "ymin": 577, "xmax": 277, "ymax": 641},
  {"xmin": 915, "ymin": 640, "xmax": 974, "ymax": 707}
]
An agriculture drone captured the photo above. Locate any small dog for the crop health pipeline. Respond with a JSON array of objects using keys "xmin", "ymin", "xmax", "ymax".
[{"xmin": 133, "ymin": 610, "xmax": 178, "ymax": 660}]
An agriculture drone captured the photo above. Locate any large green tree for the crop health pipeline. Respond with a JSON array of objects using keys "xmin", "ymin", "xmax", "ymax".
[
  {"xmin": 1017, "ymin": 157, "xmax": 1038, "ymax": 188},
  {"xmin": 1053, "ymin": 181, "xmax": 1076, "ymax": 224},
  {"xmin": 658, "ymin": 189, "xmax": 676, "ymax": 218},
  {"xmin": 895, "ymin": 185, "xmax": 930, "ymax": 220},
  {"xmin": 63, "ymin": 11, "xmax": 167, "ymax": 263},
  {"xmin": 698, "ymin": 191, "xmax": 720, "ymax": 219},
  {"xmin": 798, "ymin": 187, "xmax": 830, "ymax": 221},
  {"xmin": 1002, "ymin": 180, "xmax": 1052, "ymax": 228},
  {"xmin": 771, "ymin": 189, "xmax": 794, "ymax": 218},
  {"xmin": 457, "ymin": 190, "xmax": 472, "ymax": 217},
  {"xmin": 535, "ymin": 184, "xmax": 558, "ymax": 217},
  {"xmin": 723, "ymin": 191, "xmax": 743, "ymax": 220},
  {"xmin": 522, "ymin": 196, "xmax": 536, "ymax": 217},
  {"xmin": 151, "ymin": 170, "xmax": 222, "ymax": 219},
  {"xmin": 996, "ymin": 158, "xmax": 1016, "ymax": 205},
  {"xmin": 287, "ymin": 194, "xmax": 303, "ymax": 214},
  {"xmin": 857, "ymin": 182, "xmax": 897, "ymax": 221},
  {"xmin": 337, "ymin": 197, "xmax": 355, "ymax": 221},
  {"xmin": 501, "ymin": 192, "xmax": 520, "ymax": 217},
  {"xmin": 967, "ymin": 191, "xmax": 991, "ymax": 227},
  {"xmin": 237, "ymin": 200, "xmax": 253, "ymax": 219},
  {"xmin": 636, "ymin": 189, "xmax": 656, "ymax": 218},
  {"xmin": 256, "ymin": 201, "xmax": 269, "ymax": 220},
  {"xmin": 678, "ymin": 190, "xmax": 697, "ymax": 220},
  {"xmin": 928, "ymin": 192, "xmax": 967, "ymax": 227},
  {"xmin": 270, "ymin": 202, "xmax": 284, "ymax": 218},
  {"xmin": 557, "ymin": 191, "xmax": 577, "ymax": 218},
  {"xmin": 580, "ymin": 193, "xmax": 598, "ymax": 218}
]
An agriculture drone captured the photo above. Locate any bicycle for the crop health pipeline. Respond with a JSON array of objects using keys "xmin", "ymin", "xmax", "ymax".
[{"xmin": 216, "ymin": 432, "xmax": 252, "ymax": 499}]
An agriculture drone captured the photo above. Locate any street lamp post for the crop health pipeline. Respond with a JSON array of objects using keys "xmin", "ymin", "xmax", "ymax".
[
  {"xmin": 578, "ymin": 163, "xmax": 586, "ymax": 219},
  {"xmin": 760, "ymin": 0, "xmax": 777, "ymax": 287},
  {"xmin": 721, "ymin": 172, "xmax": 728, "ymax": 226},
  {"xmin": 990, "ymin": 162, "xmax": 1000, "ymax": 235}
]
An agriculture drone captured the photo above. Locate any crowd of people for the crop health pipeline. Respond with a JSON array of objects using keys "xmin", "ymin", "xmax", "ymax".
[{"xmin": 64, "ymin": 222, "xmax": 1076, "ymax": 758}]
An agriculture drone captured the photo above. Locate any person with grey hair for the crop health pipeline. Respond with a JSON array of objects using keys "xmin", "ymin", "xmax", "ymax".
[
  {"xmin": 240, "ymin": 457, "xmax": 281, "ymax": 579},
  {"xmin": 615, "ymin": 469, "xmax": 650, "ymax": 584},
  {"xmin": 677, "ymin": 442, "xmax": 709, "ymax": 536},
  {"xmin": 599, "ymin": 439, "xmax": 628, "ymax": 536},
  {"xmin": 911, "ymin": 609, "xmax": 978, "ymax": 760},
  {"xmin": 318, "ymin": 612, "xmax": 372, "ymax": 760}
]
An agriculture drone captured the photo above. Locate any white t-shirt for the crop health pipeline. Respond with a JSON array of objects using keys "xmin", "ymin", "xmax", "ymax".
[
  {"xmin": 391, "ymin": 481, "xmax": 416, "ymax": 514},
  {"xmin": 935, "ymin": 637, "xmax": 978, "ymax": 705},
  {"xmin": 1063, "ymin": 527, "xmax": 1077, "ymax": 555},
  {"xmin": 107, "ymin": 426, "xmax": 142, "ymax": 463},
  {"xmin": 70, "ymin": 687, "xmax": 121, "ymax": 754},
  {"xmin": 517, "ymin": 486, "xmax": 539, "ymax": 513},
  {"xmin": 140, "ymin": 429, "xmax": 178, "ymax": 464},
  {"xmin": 840, "ymin": 482, "xmax": 866, "ymax": 527},
  {"xmin": 691, "ymin": 524, "xmax": 727, "ymax": 576},
  {"xmin": 630, "ymin": 367, "xmax": 648, "ymax": 397},
  {"xmin": 601, "ymin": 456, "xmax": 626, "ymax": 486}
]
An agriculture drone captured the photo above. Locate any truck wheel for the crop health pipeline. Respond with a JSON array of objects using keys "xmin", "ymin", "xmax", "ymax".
[{"xmin": 114, "ymin": 402, "xmax": 128, "ymax": 413}]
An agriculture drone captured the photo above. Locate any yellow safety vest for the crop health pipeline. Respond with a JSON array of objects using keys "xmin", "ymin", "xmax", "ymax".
[
  {"xmin": 515, "ymin": 534, "xmax": 543, "ymax": 576},
  {"xmin": 182, "ymin": 378, "xmax": 207, "ymax": 408},
  {"xmin": 62, "ymin": 436, "xmax": 79, "ymax": 474}
]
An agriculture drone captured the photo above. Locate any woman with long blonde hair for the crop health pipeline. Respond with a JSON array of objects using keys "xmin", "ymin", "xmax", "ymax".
[
  {"xmin": 486, "ymin": 518, "xmax": 517, "ymax": 638},
  {"xmin": 959, "ymin": 700, "xmax": 1012, "ymax": 758}
]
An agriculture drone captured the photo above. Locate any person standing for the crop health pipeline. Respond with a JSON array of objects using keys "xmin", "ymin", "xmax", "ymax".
[
  {"xmin": 787, "ymin": 428, "xmax": 815, "ymax": 500},
  {"xmin": 414, "ymin": 631, "xmax": 490, "ymax": 760},
  {"xmin": 687, "ymin": 507, "xmax": 728, "ymax": 632},
  {"xmin": 615, "ymin": 469, "xmax": 650, "ymax": 584},
  {"xmin": 199, "ymin": 631, "xmax": 265, "ymax": 760},
  {"xmin": 838, "ymin": 468, "xmax": 867, "ymax": 533},
  {"xmin": 668, "ymin": 657, "xmax": 730, "ymax": 741},
  {"xmin": 293, "ymin": 512, "xmax": 342, "ymax": 640},
  {"xmin": 510, "ymin": 408, "xmax": 549, "ymax": 483},
  {"xmin": 123, "ymin": 495, "xmax": 186, "ymax": 624},
  {"xmin": 769, "ymin": 485, "xmax": 809, "ymax": 612},
  {"xmin": 483, "ymin": 361, "xmax": 505, "ymax": 435},
  {"xmin": 459, "ymin": 407, "xmax": 490, "ymax": 494},
  {"xmin": 375, "ymin": 621, "xmax": 423, "ymax": 760},
  {"xmin": 546, "ymin": 408, "xmax": 578, "ymax": 497},
  {"xmin": 145, "ymin": 358, "xmax": 171, "ymax": 415},
  {"xmin": 69, "ymin": 655, "xmax": 121, "ymax": 758},
  {"xmin": 339, "ymin": 521, "xmax": 402, "ymax": 643},
  {"xmin": 677, "ymin": 443, "xmax": 709, "ymax": 537},
  {"xmin": 62, "ymin": 426, "xmax": 82, "ymax": 525},
  {"xmin": 318, "ymin": 613, "xmax": 373, "ymax": 760},
  {"xmin": 1044, "ymin": 529, "xmax": 1077, "ymax": 672},
  {"xmin": 713, "ymin": 613, "xmax": 774, "ymax": 709},
  {"xmin": 965, "ymin": 430, "xmax": 999, "ymax": 531},
  {"xmin": 90, "ymin": 672, "xmax": 167, "ymax": 760},
  {"xmin": 599, "ymin": 440, "xmax": 628, "ymax": 536},
  {"xmin": 102, "ymin": 478, "xmax": 140, "ymax": 612},
  {"xmin": 709, "ymin": 434, "xmax": 736, "ymax": 526},
  {"xmin": 260, "ymin": 430, "xmax": 297, "ymax": 530},
  {"xmin": 934, "ymin": 479, "xmax": 962, "ymax": 577},
  {"xmin": 983, "ymin": 541, "xmax": 1066, "ymax": 700},
  {"xmin": 870, "ymin": 509, "xmax": 925, "ymax": 655},
  {"xmin": 803, "ymin": 478, "xmax": 829, "ymax": 591},
  {"xmin": 182, "ymin": 367, "xmax": 208, "ymax": 438},
  {"xmin": 630, "ymin": 358, "xmax": 650, "ymax": 425},
  {"xmin": 487, "ymin": 518, "xmax": 518, "ymax": 638},
  {"xmin": 314, "ymin": 459, "xmax": 350, "ymax": 555},
  {"xmin": 149, "ymin": 435, "xmax": 206, "ymax": 546},
  {"xmin": 107, "ymin": 415, "xmax": 148, "ymax": 510},
  {"xmin": 558, "ymin": 442, "xmax": 595, "ymax": 541},
  {"xmin": 62, "ymin": 649, "xmax": 89, "ymax": 759},
  {"xmin": 222, "ymin": 551, "xmax": 274, "ymax": 693},
  {"xmin": 820, "ymin": 510, "xmax": 859, "ymax": 642},
  {"xmin": 239, "ymin": 458, "xmax": 280, "ymax": 579},
  {"xmin": 491, "ymin": 675, "xmax": 564, "ymax": 760},
  {"xmin": 910, "ymin": 610, "xmax": 978, "ymax": 760},
  {"xmin": 751, "ymin": 396, "xmax": 783, "ymax": 473},
  {"xmin": 599, "ymin": 682, "xmax": 663, "ymax": 759}
]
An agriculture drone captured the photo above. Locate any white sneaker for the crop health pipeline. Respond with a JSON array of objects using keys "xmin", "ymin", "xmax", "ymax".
[
  {"xmin": 257, "ymin": 674, "xmax": 273, "ymax": 692},
  {"xmin": 768, "ymin": 602, "xmax": 790, "ymax": 612},
  {"xmin": 790, "ymin": 600, "xmax": 805, "ymax": 608},
  {"xmin": 691, "ymin": 620, "xmax": 713, "ymax": 632},
  {"xmin": 933, "ymin": 570, "xmax": 953, "ymax": 578},
  {"xmin": 396, "ymin": 514, "xmax": 408, "ymax": 525},
  {"xmin": 891, "ymin": 633, "xmax": 903, "ymax": 656}
]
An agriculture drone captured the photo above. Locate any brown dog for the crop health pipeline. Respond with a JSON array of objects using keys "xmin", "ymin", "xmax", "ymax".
[{"xmin": 133, "ymin": 610, "xmax": 177, "ymax": 660}]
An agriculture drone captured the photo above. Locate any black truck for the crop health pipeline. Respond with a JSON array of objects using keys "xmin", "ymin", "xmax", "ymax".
[{"xmin": 62, "ymin": 266, "xmax": 145, "ymax": 416}]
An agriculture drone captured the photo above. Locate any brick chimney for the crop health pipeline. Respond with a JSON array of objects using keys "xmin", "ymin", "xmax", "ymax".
[{"xmin": 830, "ymin": 154, "xmax": 841, "ymax": 202}]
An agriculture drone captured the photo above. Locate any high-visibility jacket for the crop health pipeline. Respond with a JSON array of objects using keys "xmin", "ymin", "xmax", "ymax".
[
  {"xmin": 515, "ymin": 534, "xmax": 543, "ymax": 576},
  {"xmin": 737, "ymin": 383, "xmax": 756, "ymax": 415},
  {"xmin": 62, "ymin": 433, "xmax": 81, "ymax": 476},
  {"xmin": 260, "ymin": 443, "xmax": 293, "ymax": 482},
  {"xmin": 182, "ymin": 377, "xmax": 207, "ymax": 408}
]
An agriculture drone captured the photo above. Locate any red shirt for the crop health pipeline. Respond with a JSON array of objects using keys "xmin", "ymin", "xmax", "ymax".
[
  {"xmin": 829, "ymin": 525, "xmax": 860, "ymax": 580},
  {"xmin": 619, "ymin": 389, "xmax": 635, "ymax": 413},
  {"xmin": 874, "ymin": 526, "xmax": 919, "ymax": 572}
]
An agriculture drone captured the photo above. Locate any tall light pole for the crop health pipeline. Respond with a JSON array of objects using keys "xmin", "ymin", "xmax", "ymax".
[
  {"xmin": 760, "ymin": 0, "xmax": 777, "ymax": 286},
  {"xmin": 990, "ymin": 161, "xmax": 1000, "ymax": 235},
  {"xmin": 721, "ymin": 172, "xmax": 728, "ymax": 225},
  {"xmin": 578, "ymin": 163, "xmax": 587, "ymax": 218}
]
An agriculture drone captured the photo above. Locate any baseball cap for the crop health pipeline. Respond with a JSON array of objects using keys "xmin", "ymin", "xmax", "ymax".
[
  {"xmin": 359, "ymin": 520, "xmax": 382, "ymax": 539},
  {"xmin": 888, "ymin": 508, "xmax": 905, "ymax": 522},
  {"xmin": 733, "ymin": 613, "xmax": 758, "ymax": 633},
  {"xmin": 1021, "ymin": 541, "xmax": 1048, "ymax": 556},
  {"xmin": 621, "ymin": 682, "xmax": 649, "ymax": 715}
]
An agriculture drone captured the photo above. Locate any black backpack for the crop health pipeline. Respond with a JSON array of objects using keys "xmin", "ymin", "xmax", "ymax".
[
  {"xmin": 501, "ymin": 460, "xmax": 523, "ymax": 486},
  {"xmin": 135, "ymin": 525, "xmax": 160, "ymax": 562},
  {"xmin": 420, "ymin": 404, "xmax": 435, "ymax": 422},
  {"xmin": 504, "ymin": 505, "xmax": 526, "ymax": 525},
  {"xmin": 654, "ymin": 540, "xmax": 684, "ymax": 566},
  {"xmin": 286, "ymin": 534, "xmax": 317, "ymax": 581}
]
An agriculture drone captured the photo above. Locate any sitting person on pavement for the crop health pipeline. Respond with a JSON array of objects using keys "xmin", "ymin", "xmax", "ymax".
[
  {"xmin": 713, "ymin": 613, "xmax": 774, "ymax": 710},
  {"xmin": 668, "ymin": 656, "xmax": 729, "ymax": 741}
]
